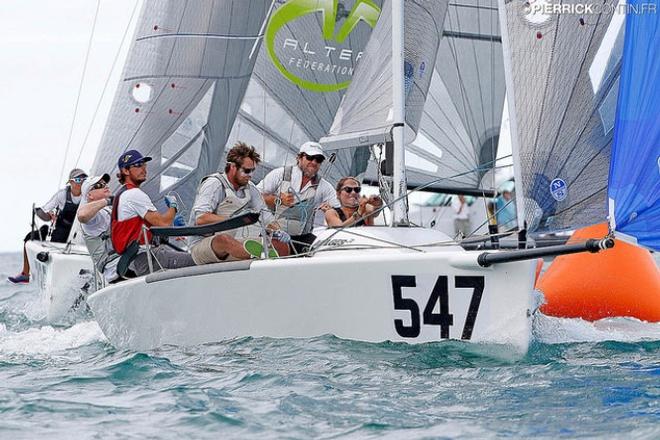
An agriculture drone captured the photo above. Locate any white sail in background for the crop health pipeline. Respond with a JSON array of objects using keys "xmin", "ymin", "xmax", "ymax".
[
  {"xmin": 91, "ymin": 0, "xmax": 272, "ymax": 215},
  {"xmin": 409, "ymin": 0, "xmax": 505, "ymax": 190},
  {"xmin": 500, "ymin": 0, "xmax": 623, "ymax": 233}
]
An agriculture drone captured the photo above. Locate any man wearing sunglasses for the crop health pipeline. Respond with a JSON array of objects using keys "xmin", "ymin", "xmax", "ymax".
[
  {"xmin": 257, "ymin": 141, "xmax": 339, "ymax": 253},
  {"xmin": 9, "ymin": 168, "xmax": 87, "ymax": 284},
  {"xmin": 77, "ymin": 174, "xmax": 118, "ymax": 282},
  {"xmin": 189, "ymin": 142, "xmax": 289, "ymax": 264},
  {"xmin": 112, "ymin": 150, "xmax": 194, "ymax": 276}
]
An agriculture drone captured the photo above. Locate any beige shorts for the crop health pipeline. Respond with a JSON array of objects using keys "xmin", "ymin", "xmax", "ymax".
[{"xmin": 190, "ymin": 235, "xmax": 247, "ymax": 265}]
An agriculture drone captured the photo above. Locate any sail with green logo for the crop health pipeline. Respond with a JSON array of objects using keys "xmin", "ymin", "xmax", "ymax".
[{"xmin": 224, "ymin": 0, "xmax": 385, "ymax": 183}]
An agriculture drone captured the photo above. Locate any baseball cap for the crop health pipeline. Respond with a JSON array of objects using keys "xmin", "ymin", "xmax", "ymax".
[
  {"xmin": 81, "ymin": 174, "xmax": 111, "ymax": 199},
  {"xmin": 68, "ymin": 168, "xmax": 88, "ymax": 181},
  {"xmin": 299, "ymin": 141, "xmax": 326, "ymax": 158},
  {"xmin": 117, "ymin": 150, "xmax": 153, "ymax": 169}
]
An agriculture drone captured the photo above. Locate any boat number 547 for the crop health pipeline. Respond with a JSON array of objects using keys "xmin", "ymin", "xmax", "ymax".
[{"xmin": 391, "ymin": 275, "xmax": 484, "ymax": 340}]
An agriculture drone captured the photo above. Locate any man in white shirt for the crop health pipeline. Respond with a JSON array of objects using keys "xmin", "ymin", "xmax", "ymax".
[
  {"xmin": 452, "ymin": 194, "xmax": 471, "ymax": 238},
  {"xmin": 257, "ymin": 142, "xmax": 339, "ymax": 253},
  {"xmin": 189, "ymin": 142, "xmax": 288, "ymax": 264},
  {"xmin": 111, "ymin": 150, "xmax": 194, "ymax": 276},
  {"xmin": 9, "ymin": 168, "xmax": 87, "ymax": 284}
]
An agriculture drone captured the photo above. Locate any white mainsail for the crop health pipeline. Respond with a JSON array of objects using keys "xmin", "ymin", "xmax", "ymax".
[{"xmin": 91, "ymin": 0, "xmax": 273, "ymax": 216}]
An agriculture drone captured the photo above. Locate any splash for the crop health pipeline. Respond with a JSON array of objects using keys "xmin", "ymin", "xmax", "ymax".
[
  {"xmin": 0, "ymin": 321, "xmax": 106, "ymax": 357},
  {"xmin": 533, "ymin": 313, "xmax": 660, "ymax": 344}
]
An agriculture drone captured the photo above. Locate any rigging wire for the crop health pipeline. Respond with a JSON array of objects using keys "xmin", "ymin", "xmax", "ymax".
[
  {"xmin": 73, "ymin": 0, "xmax": 142, "ymax": 170},
  {"xmin": 57, "ymin": 0, "xmax": 101, "ymax": 186}
]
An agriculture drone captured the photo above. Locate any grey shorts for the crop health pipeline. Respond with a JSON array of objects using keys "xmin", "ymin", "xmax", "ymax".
[
  {"xmin": 132, "ymin": 246, "xmax": 195, "ymax": 276},
  {"xmin": 190, "ymin": 236, "xmax": 225, "ymax": 265}
]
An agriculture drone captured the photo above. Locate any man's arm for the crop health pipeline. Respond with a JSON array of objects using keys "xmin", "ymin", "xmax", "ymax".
[
  {"xmin": 78, "ymin": 199, "xmax": 110, "ymax": 223},
  {"xmin": 144, "ymin": 208, "xmax": 176, "ymax": 227}
]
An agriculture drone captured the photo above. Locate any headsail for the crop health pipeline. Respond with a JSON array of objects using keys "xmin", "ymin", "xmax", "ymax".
[
  {"xmin": 608, "ymin": 0, "xmax": 659, "ymax": 250},
  {"xmin": 320, "ymin": 0, "xmax": 448, "ymax": 151},
  {"xmin": 91, "ymin": 0, "xmax": 272, "ymax": 217},
  {"xmin": 499, "ymin": 0, "xmax": 623, "ymax": 233}
]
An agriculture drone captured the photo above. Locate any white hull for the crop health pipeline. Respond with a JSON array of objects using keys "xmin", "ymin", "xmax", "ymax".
[
  {"xmin": 25, "ymin": 240, "xmax": 94, "ymax": 322},
  {"xmin": 88, "ymin": 228, "xmax": 537, "ymax": 353}
]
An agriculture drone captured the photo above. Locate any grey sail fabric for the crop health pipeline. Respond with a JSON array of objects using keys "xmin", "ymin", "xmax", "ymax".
[
  {"xmin": 321, "ymin": 0, "xmax": 449, "ymax": 150},
  {"xmin": 500, "ymin": 0, "xmax": 623, "ymax": 233},
  {"xmin": 224, "ymin": 0, "xmax": 384, "ymax": 185},
  {"xmin": 412, "ymin": 0, "xmax": 505, "ymax": 190},
  {"xmin": 91, "ymin": 0, "xmax": 272, "ymax": 218}
]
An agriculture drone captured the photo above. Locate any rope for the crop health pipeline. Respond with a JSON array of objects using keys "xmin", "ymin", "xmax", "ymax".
[
  {"xmin": 57, "ymin": 0, "xmax": 101, "ymax": 186},
  {"xmin": 73, "ymin": 0, "xmax": 141, "ymax": 169}
]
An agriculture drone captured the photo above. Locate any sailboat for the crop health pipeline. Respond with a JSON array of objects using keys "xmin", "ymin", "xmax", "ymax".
[{"xmin": 85, "ymin": 0, "xmax": 615, "ymax": 353}]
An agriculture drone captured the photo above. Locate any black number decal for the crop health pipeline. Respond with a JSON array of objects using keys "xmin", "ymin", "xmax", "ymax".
[
  {"xmin": 456, "ymin": 276, "xmax": 485, "ymax": 340},
  {"xmin": 391, "ymin": 275, "xmax": 420, "ymax": 337},
  {"xmin": 423, "ymin": 276, "xmax": 454, "ymax": 339}
]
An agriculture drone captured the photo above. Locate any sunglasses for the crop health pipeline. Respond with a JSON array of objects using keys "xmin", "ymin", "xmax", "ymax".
[
  {"xmin": 232, "ymin": 162, "xmax": 255, "ymax": 175},
  {"xmin": 341, "ymin": 186, "xmax": 361, "ymax": 194},
  {"xmin": 92, "ymin": 181, "xmax": 107, "ymax": 190},
  {"xmin": 71, "ymin": 176, "xmax": 87, "ymax": 184},
  {"xmin": 303, "ymin": 153, "xmax": 325, "ymax": 164},
  {"xmin": 129, "ymin": 162, "xmax": 146, "ymax": 169}
]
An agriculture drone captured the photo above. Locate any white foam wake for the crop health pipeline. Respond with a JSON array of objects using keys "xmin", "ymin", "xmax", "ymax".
[
  {"xmin": 0, "ymin": 321, "xmax": 106, "ymax": 356},
  {"xmin": 533, "ymin": 313, "xmax": 660, "ymax": 344}
]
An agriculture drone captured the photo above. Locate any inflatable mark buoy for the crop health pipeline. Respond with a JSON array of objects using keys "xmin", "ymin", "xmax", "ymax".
[{"xmin": 538, "ymin": 223, "xmax": 660, "ymax": 322}]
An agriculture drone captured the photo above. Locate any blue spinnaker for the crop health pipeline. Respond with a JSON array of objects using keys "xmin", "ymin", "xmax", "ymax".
[{"xmin": 608, "ymin": 0, "xmax": 660, "ymax": 251}]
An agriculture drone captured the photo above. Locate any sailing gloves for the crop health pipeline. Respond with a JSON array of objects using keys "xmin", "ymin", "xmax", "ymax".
[{"xmin": 164, "ymin": 194, "xmax": 178, "ymax": 212}]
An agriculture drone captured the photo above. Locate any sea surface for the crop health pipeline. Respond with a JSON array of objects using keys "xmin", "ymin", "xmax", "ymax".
[{"xmin": 0, "ymin": 252, "xmax": 658, "ymax": 439}]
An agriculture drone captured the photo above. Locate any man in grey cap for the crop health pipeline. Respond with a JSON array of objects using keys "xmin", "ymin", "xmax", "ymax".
[
  {"xmin": 257, "ymin": 141, "xmax": 339, "ymax": 253},
  {"xmin": 9, "ymin": 168, "xmax": 87, "ymax": 283}
]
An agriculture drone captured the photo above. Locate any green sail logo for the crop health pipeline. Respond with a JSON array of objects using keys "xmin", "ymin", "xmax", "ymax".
[{"xmin": 265, "ymin": 0, "xmax": 381, "ymax": 92}]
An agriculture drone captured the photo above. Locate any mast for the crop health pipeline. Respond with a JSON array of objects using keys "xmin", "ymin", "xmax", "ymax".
[{"xmin": 391, "ymin": 0, "xmax": 408, "ymax": 226}]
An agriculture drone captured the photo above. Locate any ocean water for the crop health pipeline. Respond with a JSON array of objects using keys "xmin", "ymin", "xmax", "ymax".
[{"xmin": 1, "ymin": 252, "xmax": 658, "ymax": 439}]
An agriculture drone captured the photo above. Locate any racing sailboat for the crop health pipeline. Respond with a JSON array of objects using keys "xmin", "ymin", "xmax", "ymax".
[{"xmin": 86, "ymin": 0, "xmax": 614, "ymax": 352}]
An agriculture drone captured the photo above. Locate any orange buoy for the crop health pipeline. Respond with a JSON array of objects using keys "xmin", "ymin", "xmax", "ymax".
[{"xmin": 538, "ymin": 223, "xmax": 660, "ymax": 322}]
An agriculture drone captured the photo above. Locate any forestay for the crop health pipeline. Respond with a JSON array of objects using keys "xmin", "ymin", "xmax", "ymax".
[
  {"xmin": 608, "ymin": 0, "xmax": 659, "ymax": 251},
  {"xmin": 91, "ymin": 0, "xmax": 272, "ymax": 218},
  {"xmin": 500, "ymin": 0, "xmax": 623, "ymax": 233}
]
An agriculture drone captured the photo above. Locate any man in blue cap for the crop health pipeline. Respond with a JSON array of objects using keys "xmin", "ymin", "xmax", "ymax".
[{"xmin": 111, "ymin": 150, "xmax": 194, "ymax": 276}]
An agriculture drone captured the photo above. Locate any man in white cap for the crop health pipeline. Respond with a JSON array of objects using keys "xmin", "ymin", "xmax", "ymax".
[
  {"xmin": 9, "ymin": 168, "xmax": 87, "ymax": 284},
  {"xmin": 257, "ymin": 141, "xmax": 339, "ymax": 253},
  {"xmin": 77, "ymin": 173, "xmax": 117, "ymax": 282}
]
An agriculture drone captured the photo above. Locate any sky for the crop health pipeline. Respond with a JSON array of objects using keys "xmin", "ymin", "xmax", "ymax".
[{"xmin": 0, "ymin": 0, "xmax": 140, "ymax": 252}]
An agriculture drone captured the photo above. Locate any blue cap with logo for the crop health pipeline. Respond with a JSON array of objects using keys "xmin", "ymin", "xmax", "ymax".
[{"xmin": 117, "ymin": 150, "xmax": 152, "ymax": 169}]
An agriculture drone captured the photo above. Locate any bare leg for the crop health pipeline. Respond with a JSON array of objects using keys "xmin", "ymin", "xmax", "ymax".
[
  {"xmin": 211, "ymin": 234, "xmax": 250, "ymax": 260},
  {"xmin": 22, "ymin": 243, "xmax": 30, "ymax": 275}
]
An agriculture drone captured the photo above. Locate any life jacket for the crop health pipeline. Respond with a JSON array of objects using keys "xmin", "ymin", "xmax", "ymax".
[
  {"xmin": 274, "ymin": 166, "xmax": 319, "ymax": 236},
  {"xmin": 111, "ymin": 183, "xmax": 153, "ymax": 254},
  {"xmin": 201, "ymin": 173, "xmax": 259, "ymax": 240},
  {"xmin": 51, "ymin": 187, "xmax": 80, "ymax": 243},
  {"xmin": 81, "ymin": 207, "xmax": 113, "ymax": 272}
]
